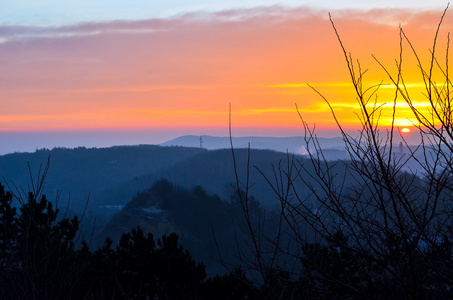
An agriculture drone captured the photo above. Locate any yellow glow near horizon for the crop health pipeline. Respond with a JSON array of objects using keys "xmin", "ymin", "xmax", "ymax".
[{"xmin": 393, "ymin": 119, "xmax": 417, "ymax": 127}]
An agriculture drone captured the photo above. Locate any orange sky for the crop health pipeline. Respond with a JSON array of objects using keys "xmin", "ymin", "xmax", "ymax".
[{"xmin": 1, "ymin": 6, "xmax": 452, "ymax": 135}]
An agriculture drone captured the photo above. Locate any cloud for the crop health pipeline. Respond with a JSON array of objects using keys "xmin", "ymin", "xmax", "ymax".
[{"xmin": 0, "ymin": 22, "xmax": 172, "ymax": 43}]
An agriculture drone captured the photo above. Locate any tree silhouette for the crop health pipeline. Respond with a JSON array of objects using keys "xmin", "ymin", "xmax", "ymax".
[
  {"xmin": 0, "ymin": 168, "xmax": 84, "ymax": 299},
  {"xmin": 229, "ymin": 6, "xmax": 453, "ymax": 300},
  {"xmin": 0, "ymin": 162, "xmax": 262, "ymax": 299}
]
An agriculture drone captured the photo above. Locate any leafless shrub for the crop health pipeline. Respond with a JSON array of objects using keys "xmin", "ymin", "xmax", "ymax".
[{"xmin": 230, "ymin": 5, "xmax": 453, "ymax": 300}]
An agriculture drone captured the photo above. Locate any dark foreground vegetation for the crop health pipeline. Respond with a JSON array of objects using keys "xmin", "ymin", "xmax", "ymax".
[
  {"xmin": 0, "ymin": 178, "xmax": 262, "ymax": 299},
  {"xmin": 3, "ymin": 164, "xmax": 453, "ymax": 300}
]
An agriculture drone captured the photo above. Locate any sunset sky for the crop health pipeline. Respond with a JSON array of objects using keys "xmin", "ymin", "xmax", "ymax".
[{"xmin": 1, "ymin": 1, "xmax": 452, "ymax": 153}]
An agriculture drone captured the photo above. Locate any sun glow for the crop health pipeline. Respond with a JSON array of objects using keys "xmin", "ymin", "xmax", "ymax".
[{"xmin": 401, "ymin": 128, "xmax": 411, "ymax": 133}]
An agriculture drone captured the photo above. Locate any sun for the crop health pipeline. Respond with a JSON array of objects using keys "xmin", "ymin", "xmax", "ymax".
[{"xmin": 401, "ymin": 128, "xmax": 411, "ymax": 133}]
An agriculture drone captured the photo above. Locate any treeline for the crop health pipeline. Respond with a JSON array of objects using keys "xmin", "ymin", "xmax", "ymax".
[
  {"xmin": 96, "ymin": 178, "xmax": 271, "ymax": 275},
  {"xmin": 0, "ymin": 174, "xmax": 357, "ymax": 299},
  {"xmin": 0, "ymin": 180, "xmax": 262, "ymax": 299},
  {"xmin": 3, "ymin": 173, "xmax": 453, "ymax": 299}
]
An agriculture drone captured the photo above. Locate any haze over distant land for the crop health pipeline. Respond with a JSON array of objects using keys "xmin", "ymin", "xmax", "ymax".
[
  {"xmin": 1, "ymin": 130, "xmax": 335, "ymax": 155},
  {"xmin": 162, "ymin": 135, "xmax": 346, "ymax": 153},
  {"xmin": 0, "ymin": 129, "xmax": 186, "ymax": 155},
  {"xmin": 0, "ymin": 128, "xmax": 418, "ymax": 156}
]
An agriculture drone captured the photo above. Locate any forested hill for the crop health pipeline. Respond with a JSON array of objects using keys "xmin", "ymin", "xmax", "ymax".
[
  {"xmin": 96, "ymin": 179, "xmax": 279, "ymax": 276},
  {"xmin": 0, "ymin": 143, "xmax": 353, "ymax": 252},
  {"xmin": 95, "ymin": 148, "xmax": 322, "ymax": 211},
  {"xmin": 0, "ymin": 144, "xmax": 351, "ymax": 214},
  {"xmin": 0, "ymin": 145, "xmax": 205, "ymax": 212}
]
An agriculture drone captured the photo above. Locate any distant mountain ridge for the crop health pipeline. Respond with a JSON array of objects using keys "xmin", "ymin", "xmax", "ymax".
[{"xmin": 160, "ymin": 135, "xmax": 346, "ymax": 154}]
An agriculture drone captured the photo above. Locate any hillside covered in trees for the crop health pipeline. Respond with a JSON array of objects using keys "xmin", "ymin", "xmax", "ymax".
[
  {"xmin": 0, "ymin": 180, "xmax": 259, "ymax": 299},
  {"xmin": 96, "ymin": 178, "xmax": 280, "ymax": 276}
]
